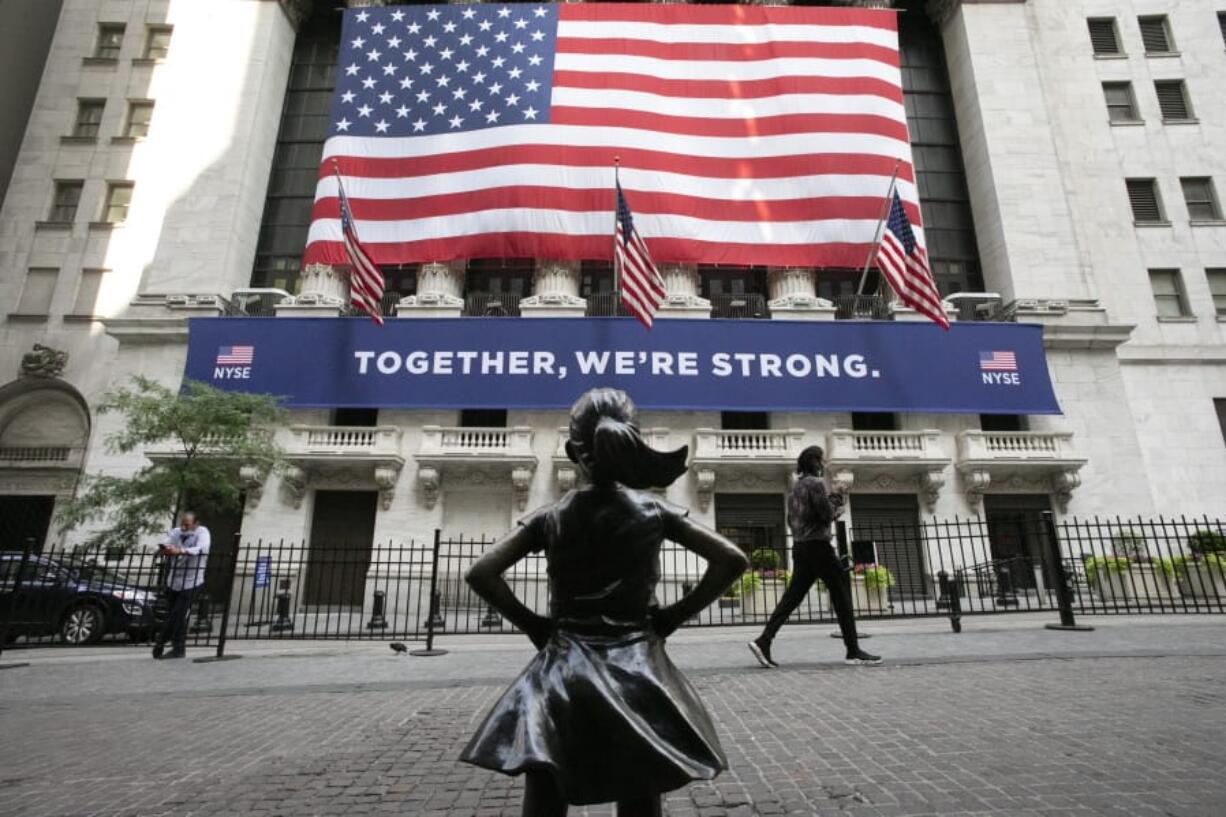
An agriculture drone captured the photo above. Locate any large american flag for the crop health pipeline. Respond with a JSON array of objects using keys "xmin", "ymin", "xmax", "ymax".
[
  {"xmin": 302, "ymin": 4, "xmax": 921, "ymax": 269},
  {"xmin": 877, "ymin": 189, "xmax": 948, "ymax": 329},
  {"xmin": 614, "ymin": 179, "xmax": 666, "ymax": 328}
]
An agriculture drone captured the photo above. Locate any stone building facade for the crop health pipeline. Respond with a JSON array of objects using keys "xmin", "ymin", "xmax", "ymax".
[{"xmin": 0, "ymin": 0, "xmax": 1223, "ymax": 585}]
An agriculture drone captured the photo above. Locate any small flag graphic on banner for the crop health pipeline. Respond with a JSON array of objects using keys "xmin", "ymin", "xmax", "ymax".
[
  {"xmin": 216, "ymin": 345, "xmax": 254, "ymax": 365},
  {"xmin": 979, "ymin": 351, "xmax": 1018, "ymax": 372}
]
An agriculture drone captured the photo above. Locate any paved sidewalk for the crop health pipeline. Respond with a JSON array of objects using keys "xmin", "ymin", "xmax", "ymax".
[{"xmin": 1, "ymin": 615, "xmax": 1224, "ymax": 816}]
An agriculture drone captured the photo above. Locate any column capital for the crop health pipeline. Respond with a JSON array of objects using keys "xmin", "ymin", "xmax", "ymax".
[
  {"xmin": 275, "ymin": 263, "xmax": 347, "ymax": 316},
  {"xmin": 399, "ymin": 261, "xmax": 465, "ymax": 317},
  {"xmin": 766, "ymin": 267, "xmax": 835, "ymax": 320},
  {"xmin": 521, "ymin": 260, "xmax": 587, "ymax": 317},
  {"xmin": 658, "ymin": 264, "xmax": 711, "ymax": 319}
]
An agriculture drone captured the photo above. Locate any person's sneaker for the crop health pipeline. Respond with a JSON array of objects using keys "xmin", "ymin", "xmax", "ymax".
[
  {"xmin": 748, "ymin": 638, "xmax": 778, "ymax": 669},
  {"xmin": 844, "ymin": 649, "xmax": 882, "ymax": 666},
  {"xmin": 151, "ymin": 643, "xmax": 164, "ymax": 659},
  {"xmin": 161, "ymin": 650, "xmax": 186, "ymax": 660}
]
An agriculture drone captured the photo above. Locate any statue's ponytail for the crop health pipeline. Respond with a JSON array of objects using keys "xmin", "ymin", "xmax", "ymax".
[{"xmin": 567, "ymin": 389, "xmax": 688, "ymax": 489}]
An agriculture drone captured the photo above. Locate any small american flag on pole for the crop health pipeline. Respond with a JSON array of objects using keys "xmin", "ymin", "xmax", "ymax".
[
  {"xmin": 334, "ymin": 162, "xmax": 385, "ymax": 326},
  {"xmin": 877, "ymin": 190, "xmax": 948, "ymax": 329},
  {"xmin": 614, "ymin": 177, "xmax": 666, "ymax": 328}
]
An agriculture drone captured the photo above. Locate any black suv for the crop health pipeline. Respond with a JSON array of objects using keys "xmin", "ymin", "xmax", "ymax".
[{"xmin": 0, "ymin": 553, "xmax": 162, "ymax": 644}]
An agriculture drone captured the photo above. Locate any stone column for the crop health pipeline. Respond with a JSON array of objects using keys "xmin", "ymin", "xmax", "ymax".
[
  {"xmin": 398, "ymin": 261, "xmax": 465, "ymax": 318},
  {"xmin": 275, "ymin": 262, "xmax": 349, "ymax": 316},
  {"xmin": 520, "ymin": 260, "xmax": 586, "ymax": 318},
  {"xmin": 658, "ymin": 264, "xmax": 711, "ymax": 319},
  {"xmin": 767, "ymin": 267, "xmax": 835, "ymax": 321}
]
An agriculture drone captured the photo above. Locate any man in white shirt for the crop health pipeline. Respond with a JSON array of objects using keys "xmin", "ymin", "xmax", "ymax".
[{"xmin": 153, "ymin": 511, "xmax": 210, "ymax": 659}]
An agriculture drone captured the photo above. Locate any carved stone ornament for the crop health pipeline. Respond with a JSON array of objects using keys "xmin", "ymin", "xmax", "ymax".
[
  {"xmin": 830, "ymin": 469, "xmax": 855, "ymax": 495},
  {"xmin": 920, "ymin": 469, "xmax": 946, "ymax": 513},
  {"xmin": 418, "ymin": 466, "xmax": 441, "ymax": 509},
  {"xmin": 239, "ymin": 465, "xmax": 265, "ymax": 509},
  {"xmin": 374, "ymin": 464, "xmax": 402, "ymax": 511},
  {"xmin": 962, "ymin": 469, "xmax": 991, "ymax": 510},
  {"xmin": 281, "ymin": 465, "xmax": 307, "ymax": 509},
  {"xmin": 511, "ymin": 466, "xmax": 536, "ymax": 510},
  {"xmin": 1051, "ymin": 470, "xmax": 1081, "ymax": 513},
  {"xmin": 20, "ymin": 344, "xmax": 68, "ymax": 378},
  {"xmin": 694, "ymin": 468, "xmax": 716, "ymax": 512}
]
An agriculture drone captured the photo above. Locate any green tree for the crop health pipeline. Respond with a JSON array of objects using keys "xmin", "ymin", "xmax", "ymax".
[{"xmin": 57, "ymin": 377, "xmax": 285, "ymax": 553}]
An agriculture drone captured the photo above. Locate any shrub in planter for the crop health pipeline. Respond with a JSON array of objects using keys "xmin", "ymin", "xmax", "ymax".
[
  {"xmin": 1172, "ymin": 553, "xmax": 1226, "ymax": 600},
  {"xmin": 1188, "ymin": 531, "xmax": 1226, "ymax": 556},
  {"xmin": 1084, "ymin": 555, "xmax": 1131, "ymax": 601},
  {"xmin": 850, "ymin": 563, "xmax": 894, "ymax": 612},
  {"xmin": 749, "ymin": 548, "xmax": 780, "ymax": 572}
]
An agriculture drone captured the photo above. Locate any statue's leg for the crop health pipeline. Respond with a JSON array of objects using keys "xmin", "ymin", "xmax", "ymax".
[
  {"xmin": 615, "ymin": 795, "xmax": 662, "ymax": 817},
  {"xmin": 523, "ymin": 771, "xmax": 568, "ymax": 817}
]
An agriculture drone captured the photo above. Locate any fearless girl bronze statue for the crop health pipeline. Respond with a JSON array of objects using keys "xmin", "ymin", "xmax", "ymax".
[{"xmin": 461, "ymin": 388, "xmax": 749, "ymax": 817}]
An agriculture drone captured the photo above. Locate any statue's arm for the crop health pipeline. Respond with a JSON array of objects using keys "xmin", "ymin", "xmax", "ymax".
[
  {"xmin": 465, "ymin": 525, "xmax": 553, "ymax": 649},
  {"xmin": 654, "ymin": 515, "xmax": 749, "ymax": 637}
]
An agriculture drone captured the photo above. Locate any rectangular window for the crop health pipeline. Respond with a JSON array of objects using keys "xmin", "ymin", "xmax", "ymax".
[
  {"xmin": 1138, "ymin": 15, "xmax": 1174, "ymax": 53},
  {"xmin": 1155, "ymin": 80, "xmax": 1193, "ymax": 121},
  {"xmin": 71, "ymin": 269, "xmax": 108, "ymax": 316},
  {"xmin": 102, "ymin": 182, "xmax": 134, "ymax": 224},
  {"xmin": 1180, "ymin": 177, "xmax": 1222, "ymax": 221},
  {"xmin": 124, "ymin": 101, "xmax": 154, "ymax": 138},
  {"xmin": 48, "ymin": 180, "xmax": 83, "ymax": 223},
  {"xmin": 72, "ymin": 99, "xmax": 105, "ymax": 138},
  {"xmin": 1126, "ymin": 178, "xmax": 1165, "ymax": 223},
  {"xmin": 1102, "ymin": 82, "xmax": 1139, "ymax": 123},
  {"xmin": 16, "ymin": 269, "xmax": 58, "ymax": 315},
  {"xmin": 1149, "ymin": 269, "xmax": 1190, "ymax": 318},
  {"xmin": 1087, "ymin": 18, "xmax": 1122, "ymax": 55},
  {"xmin": 460, "ymin": 409, "xmax": 507, "ymax": 428},
  {"xmin": 851, "ymin": 412, "xmax": 898, "ymax": 432},
  {"xmin": 720, "ymin": 412, "xmax": 770, "ymax": 431},
  {"xmin": 94, "ymin": 23, "xmax": 125, "ymax": 59},
  {"xmin": 1207, "ymin": 269, "xmax": 1226, "ymax": 317},
  {"xmin": 1216, "ymin": 399, "xmax": 1226, "ymax": 447},
  {"xmin": 143, "ymin": 25, "xmax": 172, "ymax": 60}
]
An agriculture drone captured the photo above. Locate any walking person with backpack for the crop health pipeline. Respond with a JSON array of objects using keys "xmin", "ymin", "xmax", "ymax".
[{"xmin": 748, "ymin": 446, "xmax": 882, "ymax": 668}]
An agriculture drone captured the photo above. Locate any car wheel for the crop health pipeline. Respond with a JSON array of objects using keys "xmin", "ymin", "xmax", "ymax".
[{"xmin": 61, "ymin": 605, "xmax": 104, "ymax": 644}]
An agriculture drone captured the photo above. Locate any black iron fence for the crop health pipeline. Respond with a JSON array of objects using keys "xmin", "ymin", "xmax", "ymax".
[{"xmin": 3, "ymin": 515, "xmax": 1224, "ymax": 651}]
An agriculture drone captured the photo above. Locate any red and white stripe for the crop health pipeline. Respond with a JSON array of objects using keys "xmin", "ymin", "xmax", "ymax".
[
  {"xmin": 304, "ymin": 5, "xmax": 922, "ymax": 269},
  {"xmin": 877, "ymin": 232, "xmax": 947, "ymax": 329},
  {"xmin": 615, "ymin": 218, "xmax": 666, "ymax": 330}
]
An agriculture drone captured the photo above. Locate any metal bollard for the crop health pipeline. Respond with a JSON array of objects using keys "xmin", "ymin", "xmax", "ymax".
[
  {"xmin": 423, "ymin": 589, "xmax": 446, "ymax": 631},
  {"xmin": 936, "ymin": 571, "xmax": 963, "ymax": 633},
  {"xmin": 270, "ymin": 578, "xmax": 295, "ymax": 633},
  {"xmin": 480, "ymin": 603, "xmax": 503, "ymax": 629},
  {"xmin": 366, "ymin": 589, "xmax": 388, "ymax": 630},
  {"xmin": 189, "ymin": 593, "xmax": 213, "ymax": 634},
  {"xmin": 1041, "ymin": 511, "xmax": 1093, "ymax": 632},
  {"xmin": 994, "ymin": 564, "xmax": 1019, "ymax": 607}
]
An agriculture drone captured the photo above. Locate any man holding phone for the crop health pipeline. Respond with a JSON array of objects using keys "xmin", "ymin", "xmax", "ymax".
[{"xmin": 152, "ymin": 511, "xmax": 210, "ymax": 660}]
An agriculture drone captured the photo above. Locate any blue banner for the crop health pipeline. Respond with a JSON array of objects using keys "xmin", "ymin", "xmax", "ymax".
[
  {"xmin": 184, "ymin": 318, "xmax": 1060, "ymax": 415},
  {"xmin": 253, "ymin": 556, "xmax": 271, "ymax": 590}
]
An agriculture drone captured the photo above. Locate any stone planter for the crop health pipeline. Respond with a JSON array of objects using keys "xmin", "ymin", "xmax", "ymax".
[
  {"xmin": 1090, "ymin": 570, "xmax": 1130, "ymax": 602},
  {"xmin": 1176, "ymin": 561, "xmax": 1226, "ymax": 601},
  {"xmin": 850, "ymin": 576, "xmax": 888, "ymax": 614},
  {"xmin": 745, "ymin": 578, "xmax": 786, "ymax": 618},
  {"xmin": 1126, "ymin": 564, "xmax": 1179, "ymax": 603}
]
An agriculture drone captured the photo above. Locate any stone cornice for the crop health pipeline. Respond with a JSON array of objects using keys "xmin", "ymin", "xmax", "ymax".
[{"xmin": 928, "ymin": 0, "xmax": 1026, "ymax": 26}]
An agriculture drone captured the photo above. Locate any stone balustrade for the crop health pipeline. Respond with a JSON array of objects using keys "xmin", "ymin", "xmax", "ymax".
[
  {"xmin": 955, "ymin": 430, "xmax": 1086, "ymax": 512},
  {"xmin": 827, "ymin": 429, "xmax": 950, "ymax": 511}
]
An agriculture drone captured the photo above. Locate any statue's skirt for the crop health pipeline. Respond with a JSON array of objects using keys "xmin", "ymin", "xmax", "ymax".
[{"xmin": 460, "ymin": 623, "xmax": 727, "ymax": 805}]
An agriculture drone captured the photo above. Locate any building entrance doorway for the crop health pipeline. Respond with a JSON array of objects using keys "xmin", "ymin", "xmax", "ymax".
[
  {"xmin": 714, "ymin": 494, "xmax": 786, "ymax": 567},
  {"xmin": 984, "ymin": 495, "xmax": 1053, "ymax": 591},
  {"xmin": 304, "ymin": 490, "xmax": 378, "ymax": 607},
  {"xmin": 850, "ymin": 494, "xmax": 927, "ymax": 598},
  {"xmin": 0, "ymin": 495, "xmax": 55, "ymax": 551}
]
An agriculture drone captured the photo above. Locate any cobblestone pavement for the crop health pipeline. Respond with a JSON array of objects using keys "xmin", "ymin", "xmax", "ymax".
[{"xmin": 1, "ymin": 616, "xmax": 1224, "ymax": 817}]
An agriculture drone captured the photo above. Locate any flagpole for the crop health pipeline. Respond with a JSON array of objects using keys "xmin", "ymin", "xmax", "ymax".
[
  {"xmin": 612, "ymin": 156, "xmax": 621, "ymax": 306},
  {"xmin": 855, "ymin": 159, "xmax": 902, "ymax": 297}
]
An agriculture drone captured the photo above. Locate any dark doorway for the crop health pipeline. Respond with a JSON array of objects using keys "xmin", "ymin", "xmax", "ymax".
[
  {"xmin": 194, "ymin": 501, "xmax": 243, "ymax": 604},
  {"xmin": 0, "ymin": 496, "xmax": 55, "ymax": 551},
  {"xmin": 304, "ymin": 490, "xmax": 378, "ymax": 606},
  {"xmin": 984, "ymin": 494, "xmax": 1053, "ymax": 591},
  {"xmin": 850, "ymin": 494, "xmax": 927, "ymax": 598},
  {"xmin": 714, "ymin": 494, "xmax": 786, "ymax": 567},
  {"xmin": 333, "ymin": 408, "xmax": 379, "ymax": 426}
]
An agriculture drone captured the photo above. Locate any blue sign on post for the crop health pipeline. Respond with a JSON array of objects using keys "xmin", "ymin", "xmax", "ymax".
[
  {"xmin": 253, "ymin": 556, "xmax": 271, "ymax": 590},
  {"xmin": 185, "ymin": 317, "xmax": 1061, "ymax": 415}
]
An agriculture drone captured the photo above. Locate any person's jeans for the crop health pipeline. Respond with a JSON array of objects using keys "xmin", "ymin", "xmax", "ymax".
[
  {"xmin": 157, "ymin": 588, "xmax": 196, "ymax": 654},
  {"xmin": 760, "ymin": 539, "xmax": 859, "ymax": 651}
]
